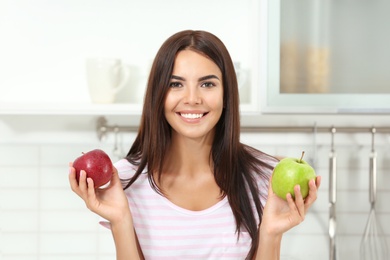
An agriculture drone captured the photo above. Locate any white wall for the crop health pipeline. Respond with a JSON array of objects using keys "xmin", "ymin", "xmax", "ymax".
[{"xmin": 1, "ymin": 116, "xmax": 389, "ymax": 260}]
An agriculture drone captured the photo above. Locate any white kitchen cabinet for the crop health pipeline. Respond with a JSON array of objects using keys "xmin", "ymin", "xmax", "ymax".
[
  {"xmin": 261, "ymin": 0, "xmax": 390, "ymax": 113},
  {"xmin": 0, "ymin": 0, "xmax": 259, "ymax": 116}
]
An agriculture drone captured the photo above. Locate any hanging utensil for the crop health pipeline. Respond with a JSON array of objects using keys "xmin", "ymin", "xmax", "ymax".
[
  {"xmin": 329, "ymin": 127, "xmax": 337, "ymax": 260},
  {"xmin": 113, "ymin": 126, "xmax": 122, "ymax": 160},
  {"xmin": 360, "ymin": 127, "xmax": 389, "ymax": 260}
]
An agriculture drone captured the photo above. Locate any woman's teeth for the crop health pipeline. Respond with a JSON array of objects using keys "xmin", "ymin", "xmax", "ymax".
[{"xmin": 180, "ymin": 113, "xmax": 204, "ymax": 119}]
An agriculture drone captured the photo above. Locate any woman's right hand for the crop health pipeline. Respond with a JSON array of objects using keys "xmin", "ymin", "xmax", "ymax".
[{"xmin": 68, "ymin": 163, "xmax": 131, "ymax": 224}]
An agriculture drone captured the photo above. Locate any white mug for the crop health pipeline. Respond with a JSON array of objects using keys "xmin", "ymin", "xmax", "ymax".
[{"xmin": 85, "ymin": 58, "xmax": 129, "ymax": 103}]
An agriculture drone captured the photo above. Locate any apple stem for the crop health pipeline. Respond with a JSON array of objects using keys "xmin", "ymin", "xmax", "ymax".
[{"xmin": 300, "ymin": 151, "xmax": 305, "ymax": 163}]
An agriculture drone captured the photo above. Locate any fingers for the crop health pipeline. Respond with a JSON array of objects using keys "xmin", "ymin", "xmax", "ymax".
[
  {"xmin": 86, "ymin": 177, "xmax": 98, "ymax": 207},
  {"xmin": 315, "ymin": 175, "xmax": 322, "ymax": 189},
  {"xmin": 308, "ymin": 178, "xmax": 319, "ymax": 201},
  {"xmin": 68, "ymin": 166, "xmax": 80, "ymax": 195},
  {"xmin": 283, "ymin": 185, "xmax": 305, "ymax": 227},
  {"xmin": 78, "ymin": 170, "xmax": 87, "ymax": 190},
  {"xmin": 294, "ymin": 185, "xmax": 305, "ymax": 213},
  {"xmin": 69, "ymin": 165, "xmax": 96, "ymax": 199},
  {"xmin": 289, "ymin": 177, "xmax": 321, "ymax": 222},
  {"xmin": 286, "ymin": 193, "xmax": 295, "ymax": 212},
  {"xmin": 291, "ymin": 185, "xmax": 305, "ymax": 218},
  {"xmin": 303, "ymin": 177, "xmax": 320, "ymax": 212}
]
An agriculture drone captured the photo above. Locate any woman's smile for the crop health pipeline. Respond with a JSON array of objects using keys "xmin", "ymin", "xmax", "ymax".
[
  {"xmin": 179, "ymin": 113, "xmax": 206, "ymax": 119},
  {"xmin": 176, "ymin": 111, "xmax": 210, "ymax": 122}
]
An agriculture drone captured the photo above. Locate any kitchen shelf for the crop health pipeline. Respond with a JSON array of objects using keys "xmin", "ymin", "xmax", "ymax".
[{"xmin": 0, "ymin": 102, "xmax": 143, "ymax": 116}]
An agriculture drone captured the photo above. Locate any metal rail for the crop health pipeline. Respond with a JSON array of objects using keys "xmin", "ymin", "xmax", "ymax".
[{"xmin": 96, "ymin": 116, "xmax": 390, "ymax": 141}]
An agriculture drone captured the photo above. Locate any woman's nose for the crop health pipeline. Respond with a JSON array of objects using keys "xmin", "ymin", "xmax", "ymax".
[{"xmin": 184, "ymin": 86, "xmax": 201, "ymax": 104}]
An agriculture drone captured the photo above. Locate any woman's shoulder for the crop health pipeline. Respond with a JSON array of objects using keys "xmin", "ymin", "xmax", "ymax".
[{"xmin": 113, "ymin": 158, "xmax": 140, "ymax": 179}]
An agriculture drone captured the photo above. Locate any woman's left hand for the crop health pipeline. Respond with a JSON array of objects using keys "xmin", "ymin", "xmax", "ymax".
[{"xmin": 261, "ymin": 175, "xmax": 321, "ymax": 236}]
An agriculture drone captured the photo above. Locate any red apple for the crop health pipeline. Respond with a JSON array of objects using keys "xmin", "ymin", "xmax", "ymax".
[{"xmin": 73, "ymin": 149, "xmax": 113, "ymax": 188}]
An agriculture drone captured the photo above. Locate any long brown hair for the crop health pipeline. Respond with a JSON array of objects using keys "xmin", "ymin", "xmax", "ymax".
[{"xmin": 124, "ymin": 30, "xmax": 277, "ymax": 259}]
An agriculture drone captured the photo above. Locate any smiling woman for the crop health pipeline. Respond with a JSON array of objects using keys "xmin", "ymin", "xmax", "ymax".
[{"xmin": 68, "ymin": 30, "xmax": 321, "ymax": 260}]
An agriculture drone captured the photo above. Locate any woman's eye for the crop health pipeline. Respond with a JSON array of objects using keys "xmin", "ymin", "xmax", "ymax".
[
  {"xmin": 201, "ymin": 82, "xmax": 216, "ymax": 88},
  {"xmin": 169, "ymin": 82, "xmax": 182, "ymax": 88}
]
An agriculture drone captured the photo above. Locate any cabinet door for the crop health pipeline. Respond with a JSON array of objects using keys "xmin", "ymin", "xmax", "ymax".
[{"xmin": 261, "ymin": 0, "xmax": 390, "ymax": 113}]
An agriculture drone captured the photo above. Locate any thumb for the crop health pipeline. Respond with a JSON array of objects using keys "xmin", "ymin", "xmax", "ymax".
[{"xmin": 109, "ymin": 167, "xmax": 121, "ymax": 185}]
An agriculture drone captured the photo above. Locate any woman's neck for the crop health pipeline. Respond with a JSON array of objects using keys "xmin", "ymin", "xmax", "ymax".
[
  {"xmin": 163, "ymin": 133, "xmax": 214, "ymax": 177},
  {"xmin": 156, "ymin": 133, "xmax": 223, "ymax": 211}
]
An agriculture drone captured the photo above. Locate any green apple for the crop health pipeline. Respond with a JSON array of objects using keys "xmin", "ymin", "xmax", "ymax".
[{"xmin": 271, "ymin": 151, "xmax": 316, "ymax": 200}]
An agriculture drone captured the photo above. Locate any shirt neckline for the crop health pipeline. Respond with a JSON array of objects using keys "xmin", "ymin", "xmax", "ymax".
[
  {"xmin": 158, "ymin": 194, "xmax": 229, "ymax": 216},
  {"xmin": 137, "ymin": 166, "xmax": 230, "ymax": 216}
]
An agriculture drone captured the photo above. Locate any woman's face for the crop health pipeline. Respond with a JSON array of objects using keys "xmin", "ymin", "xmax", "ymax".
[{"xmin": 164, "ymin": 49, "xmax": 224, "ymax": 141}]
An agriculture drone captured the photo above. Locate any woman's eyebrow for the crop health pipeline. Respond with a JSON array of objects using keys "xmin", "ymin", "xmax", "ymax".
[
  {"xmin": 198, "ymin": 75, "xmax": 220, "ymax": 81},
  {"xmin": 171, "ymin": 74, "xmax": 220, "ymax": 81},
  {"xmin": 171, "ymin": 75, "xmax": 185, "ymax": 81}
]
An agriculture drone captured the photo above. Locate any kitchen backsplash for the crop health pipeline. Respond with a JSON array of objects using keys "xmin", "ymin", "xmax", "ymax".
[{"xmin": 0, "ymin": 119, "xmax": 389, "ymax": 260}]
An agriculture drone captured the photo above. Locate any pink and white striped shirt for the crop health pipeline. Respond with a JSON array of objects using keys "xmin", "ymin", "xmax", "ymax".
[{"xmin": 100, "ymin": 159, "xmax": 270, "ymax": 259}]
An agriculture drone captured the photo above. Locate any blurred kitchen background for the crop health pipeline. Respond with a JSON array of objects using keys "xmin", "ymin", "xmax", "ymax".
[{"xmin": 1, "ymin": 0, "xmax": 389, "ymax": 259}]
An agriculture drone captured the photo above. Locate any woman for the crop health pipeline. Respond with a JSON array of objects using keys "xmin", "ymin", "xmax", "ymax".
[{"xmin": 69, "ymin": 30, "xmax": 321, "ymax": 259}]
